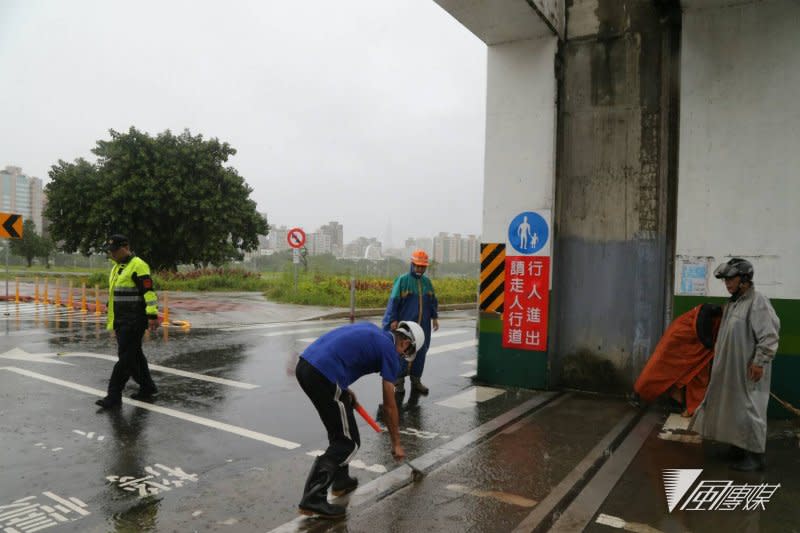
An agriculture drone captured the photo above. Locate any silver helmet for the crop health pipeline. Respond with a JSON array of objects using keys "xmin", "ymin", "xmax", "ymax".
[{"xmin": 713, "ymin": 258, "xmax": 754, "ymax": 283}]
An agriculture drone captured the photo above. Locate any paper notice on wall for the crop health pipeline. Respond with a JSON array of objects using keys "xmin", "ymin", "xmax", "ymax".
[{"xmin": 679, "ymin": 260, "xmax": 708, "ymax": 296}]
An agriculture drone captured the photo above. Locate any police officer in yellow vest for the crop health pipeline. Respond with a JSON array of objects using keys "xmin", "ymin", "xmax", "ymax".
[{"xmin": 95, "ymin": 234, "xmax": 160, "ymax": 409}]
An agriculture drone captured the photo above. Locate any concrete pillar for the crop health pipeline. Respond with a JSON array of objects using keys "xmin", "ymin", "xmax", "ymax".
[{"xmin": 551, "ymin": 0, "xmax": 680, "ymax": 390}]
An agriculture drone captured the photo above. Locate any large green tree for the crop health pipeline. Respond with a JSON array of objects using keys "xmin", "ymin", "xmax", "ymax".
[
  {"xmin": 45, "ymin": 127, "xmax": 268, "ymax": 270},
  {"xmin": 9, "ymin": 220, "xmax": 44, "ymax": 267}
]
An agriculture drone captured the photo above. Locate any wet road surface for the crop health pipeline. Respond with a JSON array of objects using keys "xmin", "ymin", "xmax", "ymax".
[
  {"xmin": 0, "ymin": 302, "xmax": 539, "ymax": 531},
  {"xmin": 3, "ymin": 299, "xmax": 797, "ymax": 532}
]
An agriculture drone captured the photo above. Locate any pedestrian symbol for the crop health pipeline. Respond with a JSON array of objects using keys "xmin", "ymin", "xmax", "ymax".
[{"xmin": 508, "ymin": 211, "xmax": 549, "ymax": 255}]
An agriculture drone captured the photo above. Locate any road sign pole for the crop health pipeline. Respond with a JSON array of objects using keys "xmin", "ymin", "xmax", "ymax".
[
  {"xmin": 349, "ymin": 277, "xmax": 355, "ymax": 323},
  {"xmin": 5, "ymin": 240, "xmax": 9, "ymax": 316}
]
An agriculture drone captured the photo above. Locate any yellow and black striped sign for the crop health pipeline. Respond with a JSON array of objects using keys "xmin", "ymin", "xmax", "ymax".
[
  {"xmin": 480, "ymin": 243, "xmax": 505, "ymax": 313},
  {"xmin": 0, "ymin": 213, "xmax": 22, "ymax": 239}
]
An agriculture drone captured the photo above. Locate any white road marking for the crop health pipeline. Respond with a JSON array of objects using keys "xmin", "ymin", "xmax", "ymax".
[
  {"xmin": 399, "ymin": 427, "xmax": 440, "ymax": 440},
  {"xmin": 446, "ymin": 484, "xmax": 537, "ymax": 507},
  {"xmin": 658, "ymin": 413, "xmax": 701, "ymax": 443},
  {"xmin": 436, "ymin": 386, "xmax": 506, "ymax": 409},
  {"xmin": 297, "ymin": 328, "xmax": 471, "ymax": 345},
  {"xmin": 306, "ymin": 451, "xmax": 387, "ymax": 473},
  {"xmin": 351, "ymin": 459, "xmax": 387, "ymax": 474},
  {"xmin": 428, "ymin": 340, "xmax": 477, "ymax": 355},
  {"xmin": 657, "ymin": 432, "xmax": 701, "ymax": 444},
  {"xmin": 595, "ymin": 513, "xmax": 666, "ymax": 533},
  {"xmin": 596, "ymin": 514, "xmax": 627, "ymax": 528},
  {"xmin": 0, "ymin": 347, "xmax": 73, "ymax": 365},
  {"xmin": 42, "ymin": 492, "xmax": 91, "ymax": 516},
  {"xmin": 261, "ymin": 326, "xmax": 337, "ymax": 337},
  {"xmin": 460, "ymin": 370, "xmax": 477, "ymax": 378},
  {"xmin": 0, "ymin": 366, "xmax": 300, "ymax": 449},
  {"xmin": 219, "ymin": 319, "xmax": 346, "ymax": 332},
  {"xmin": 58, "ymin": 351, "xmax": 259, "ymax": 389},
  {"xmin": 662, "ymin": 413, "xmax": 691, "ymax": 431}
]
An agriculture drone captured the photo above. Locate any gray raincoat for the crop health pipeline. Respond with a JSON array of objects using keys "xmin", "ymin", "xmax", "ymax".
[{"xmin": 689, "ymin": 287, "xmax": 780, "ymax": 453}]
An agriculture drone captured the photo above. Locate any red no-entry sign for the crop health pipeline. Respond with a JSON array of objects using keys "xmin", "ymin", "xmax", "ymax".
[{"xmin": 287, "ymin": 227, "xmax": 306, "ymax": 249}]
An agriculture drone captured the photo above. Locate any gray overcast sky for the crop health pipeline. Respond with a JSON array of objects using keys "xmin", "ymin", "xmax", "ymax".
[{"xmin": 0, "ymin": 0, "xmax": 486, "ymax": 248}]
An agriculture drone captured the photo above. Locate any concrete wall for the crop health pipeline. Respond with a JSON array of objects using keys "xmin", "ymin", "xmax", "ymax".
[
  {"xmin": 482, "ymin": 38, "xmax": 558, "ymax": 242},
  {"xmin": 552, "ymin": 0, "xmax": 680, "ymax": 389},
  {"xmin": 675, "ymin": 0, "xmax": 800, "ymax": 414},
  {"xmin": 478, "ymin": 36, "xmax": 558, "ymax": 388},
  {"xmin": 676, "ymin": 0, "xmax": 800, "ymax": 300}
]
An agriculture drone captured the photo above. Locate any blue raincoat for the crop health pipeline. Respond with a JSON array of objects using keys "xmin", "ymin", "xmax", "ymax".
[{"xmin": 382, "ymin": 265, "xmax": 438, "ymax": 378}]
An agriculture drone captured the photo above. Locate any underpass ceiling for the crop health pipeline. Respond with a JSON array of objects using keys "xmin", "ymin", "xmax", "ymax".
[{"xmin": 433, "ymin": 0, "xmax": 562, "ymax": 45}]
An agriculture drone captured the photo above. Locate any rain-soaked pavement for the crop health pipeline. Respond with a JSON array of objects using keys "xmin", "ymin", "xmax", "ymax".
[{"xmin": 1, "ymin": 294, "xmax": 798, "ymax": 532}]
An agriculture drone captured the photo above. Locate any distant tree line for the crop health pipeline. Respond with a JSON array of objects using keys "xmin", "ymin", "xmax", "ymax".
[{"xmin": 247, "ymin": 250, "xmax": 478, "ymax": 279}]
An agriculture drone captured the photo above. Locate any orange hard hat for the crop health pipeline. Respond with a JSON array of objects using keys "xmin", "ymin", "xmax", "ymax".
[{"xmin": 411, "ymin": 249, "xmax": 429, "ymax": 266}]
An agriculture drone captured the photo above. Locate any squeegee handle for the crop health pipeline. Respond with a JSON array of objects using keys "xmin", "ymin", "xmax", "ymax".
[{"xmin": 355, "ymin": 404, "xmax": 383, "ymax": 433}]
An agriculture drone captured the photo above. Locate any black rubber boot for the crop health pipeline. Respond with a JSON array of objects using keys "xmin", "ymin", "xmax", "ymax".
[
  {"xmin": 298, "ymin": 457, "xmax": 346, "ymax": 518},
  {"xmin": 131, "ymin": 387, "xmax": 158, "ymax": 400},
  {"xmin": 721, "ymin": 445, "xmax": 747, "ymax": 462},
  {"xmin": 95, "ymin": 396, "xmax": 121, "ymax": 409},
  {"xmin": 410, "ymin": 376, "xmax": 429, "ymax": 395},
  {"xmin": 330, "ymin": 465, "xmax": 358, "ymax": 496},
  {"xmin": 730, "ymin": 451, "xmax": 766, "ymax": 472}
]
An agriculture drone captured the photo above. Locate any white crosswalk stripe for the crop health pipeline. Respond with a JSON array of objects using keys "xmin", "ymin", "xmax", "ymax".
[
  {"xmin": 428, "ymin": 339, "xmax": 477, "ymax": 354},
  {"xmin": 436, "ymin": 386, "xmax": 506, "ymax": 409},
  {"xmin": 297, "ymin": 328, "xmax": 472, "ymax": 345}
]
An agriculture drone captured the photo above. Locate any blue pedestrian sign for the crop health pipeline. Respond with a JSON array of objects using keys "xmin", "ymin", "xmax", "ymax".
[{"xmin": 508, "ymin": 211, "xmax": 549, "ymax": 255}]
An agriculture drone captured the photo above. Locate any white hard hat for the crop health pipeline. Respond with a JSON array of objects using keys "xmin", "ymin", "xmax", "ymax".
[{"xmin": 395, "ymin": 321, "xmax": 425, "ymax": 362}]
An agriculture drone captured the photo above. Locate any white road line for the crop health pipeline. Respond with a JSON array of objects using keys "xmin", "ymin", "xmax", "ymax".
[
  {"xmin": 0, "ymin": 347, "xmax": 73, "ymax": 365},
  {"xmin": 220, "ymin": 319, "xmax": 347, "ymax": 332},
  {"xmin": 260, "ymin": 326, "xmax": 336, "ymax": 337},
  {"xmin": 428, "ymin": 339, "xmax": 477, "ymax": 355},
  {"xmin": 41, "ymin": 492, "xmax": 90, "ymax": 516},
  {"xmin": 297, "ymin": 329, "xmax": 471, "ymax": 345},
  {"xmin": 436, "ymin": 386, "xmax": 506, "ymax": 409},
  {"xmin": 60, "ymin": 351, "xmax": 259, "ymax": 389},
  {"xmin": 0, "ymin": 366, "xmax": 300, "ymax": 449},
  {"xmin": 306, "ymin": 450, "xmax": 387, "ymax": 473},
  {"xmin": 595, "ymin": 513, "xmax": 666, "ymax": 532}
]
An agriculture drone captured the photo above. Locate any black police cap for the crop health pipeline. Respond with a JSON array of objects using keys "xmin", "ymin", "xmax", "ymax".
[{"xmin": 105, "ymin": 234, "xmax": 129, "ymax": 252}]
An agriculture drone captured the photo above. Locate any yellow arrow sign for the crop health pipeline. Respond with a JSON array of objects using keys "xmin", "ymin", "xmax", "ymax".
[{"xmin": 0, "ymin": 213, "xmax": 23, "ymax": 239}]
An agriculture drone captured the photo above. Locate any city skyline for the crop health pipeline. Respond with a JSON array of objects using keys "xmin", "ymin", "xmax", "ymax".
[{"xmin": 265, "ymin": 221, "xmax": 479, "ymax": 263}]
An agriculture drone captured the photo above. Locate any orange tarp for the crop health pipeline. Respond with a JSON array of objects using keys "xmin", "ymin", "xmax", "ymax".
[{"xmin": 634, "ymin": 305, "xmax": 720, "ymax": 416}]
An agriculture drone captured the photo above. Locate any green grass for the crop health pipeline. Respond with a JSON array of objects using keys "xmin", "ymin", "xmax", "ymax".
[
  {"xmin": 4, "ymin": 266, "xmax": 478, "ymax": 308},
  {"xmin": 262, "ymin": 271, "xmax": 476, "ymax": 308}
]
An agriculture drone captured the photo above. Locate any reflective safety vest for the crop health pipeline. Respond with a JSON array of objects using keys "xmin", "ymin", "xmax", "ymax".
[{"xmin": 107, "ymin": 254, "xmax": 158, "ymax": 330}]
